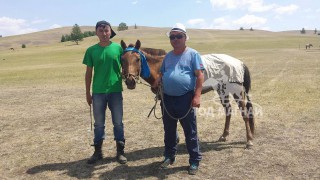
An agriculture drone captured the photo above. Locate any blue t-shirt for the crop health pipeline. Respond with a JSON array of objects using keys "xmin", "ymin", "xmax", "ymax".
[{"xmin": 160, "ymin": 47, "xmax": 204, "ymax": 96}]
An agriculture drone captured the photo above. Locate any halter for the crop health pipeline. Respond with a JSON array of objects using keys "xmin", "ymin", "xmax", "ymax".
[{"xmin": 123, "ymin": 47, "xmax": 151, "ymax": 79}]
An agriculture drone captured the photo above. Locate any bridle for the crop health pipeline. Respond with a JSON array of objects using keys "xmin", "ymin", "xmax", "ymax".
[
  {"xmin": 122, "ymin": 47, "xmax": 192, "ymax": 120},
  {"xmin": 121, "ymin": 47, "xmax": 150, "ymax": 85},
  {"xmin": 122, "ymin": 71, "xmax": 141, "ymax": 83}
]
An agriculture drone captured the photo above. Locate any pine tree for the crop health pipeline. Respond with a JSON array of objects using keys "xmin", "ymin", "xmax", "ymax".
[
  {"xmin": 71, "ymin": 24, "xmax": 83, "ymax": 45},
  {"xmin": 61, "ymin": 35, "xmax": 66, "ymax": 42}
]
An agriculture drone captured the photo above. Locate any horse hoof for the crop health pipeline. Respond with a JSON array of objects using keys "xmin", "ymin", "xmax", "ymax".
[
  {"xmin": 245, "ymin": 141, "xmax": 253, "ymax": 149},
  {"xmin": 218, "ymin": 136, "xmax": 227, "ymax": 142}
]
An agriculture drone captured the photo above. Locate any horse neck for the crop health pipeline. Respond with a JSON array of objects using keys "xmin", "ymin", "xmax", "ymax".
[{"xmin": 141, "ymin": 52, "xmax": 164, "ymax": 86}]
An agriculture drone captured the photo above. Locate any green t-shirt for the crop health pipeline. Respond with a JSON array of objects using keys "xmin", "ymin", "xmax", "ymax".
[{"xmin": 83, "ymin": 42, "xmax": 123, "ymax": 93}]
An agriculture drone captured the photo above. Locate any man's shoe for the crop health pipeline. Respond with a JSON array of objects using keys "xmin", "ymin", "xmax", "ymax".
[
  {"xmin": 87, "ymin": 141, "xmax": 103, "ymax": 164},
  {"xmin": 116, "ymin": 153, "xmax": 127, "ymax": 164},
  {"xmin": 87, "ymin": 151, "xmax": 103, "ymax": 164},
  {"xmin": 188, "ymin": 163, "xmax": 199, "ymax": 175},
  {"xmin": 160, "ymin": 157, "xmax": 175, "ymax": 169},
  {"xmin": 116, "ymin": 141, "xmax": 127, "ymax": 164}
]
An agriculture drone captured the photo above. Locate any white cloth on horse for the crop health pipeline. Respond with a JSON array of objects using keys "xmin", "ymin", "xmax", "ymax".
[{"xmin": 201, "ymin": 54, "xmax": 244, "ymax": 83}]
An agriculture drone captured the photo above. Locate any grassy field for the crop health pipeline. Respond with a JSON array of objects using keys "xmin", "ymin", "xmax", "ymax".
[{"xmin": 0, "ymin": 27, "xmax": 319, "ymax": 179}]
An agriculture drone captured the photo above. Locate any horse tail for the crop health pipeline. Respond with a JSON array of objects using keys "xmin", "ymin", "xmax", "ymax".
[
  {"xmin": 243, "ymin": 64, "xmax": 251, "ymax": 94},
  {"xmin": 243, "ymin": 64, "xmax": 255, "ymax": 135}
]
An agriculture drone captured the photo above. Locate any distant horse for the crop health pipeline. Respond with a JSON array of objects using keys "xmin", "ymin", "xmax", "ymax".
[
  {"xmin": 120, "ymin": 40, "xmax": 255, "ymax": 148},
  {"xmin": 306, "ymin": 44, "xmax": 313, "ymax": 49},
  {"xmin": 9, "ymin": 48, "xmax": 14, "ymax": 51}
]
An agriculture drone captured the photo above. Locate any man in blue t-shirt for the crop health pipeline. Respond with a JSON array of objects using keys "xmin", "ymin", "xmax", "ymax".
[{"xmin": 154, "ymin": 23, "xmax": 204, "ymax": 175}]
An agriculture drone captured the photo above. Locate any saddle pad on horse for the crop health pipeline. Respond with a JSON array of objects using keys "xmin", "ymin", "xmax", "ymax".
[{"xmin": 201, "ymin": 54, "xmax": 244, "ymax": 83}]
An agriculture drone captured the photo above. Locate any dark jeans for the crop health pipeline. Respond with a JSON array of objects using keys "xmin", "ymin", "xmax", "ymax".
[
  {"xmin": 162, "ymin": 91, "xmax": 202, "ymax": 165},
  {"xmin": 92, "ymin": 92, "xmax": 125, "ymax": 144}
]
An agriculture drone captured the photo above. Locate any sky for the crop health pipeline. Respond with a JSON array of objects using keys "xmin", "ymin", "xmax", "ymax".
[{"xmin": 0, "ymin": 0, "xmax": 319, "ymax": 37}]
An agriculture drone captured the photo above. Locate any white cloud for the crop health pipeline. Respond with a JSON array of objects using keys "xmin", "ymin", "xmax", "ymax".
[
  {"xmin": 195, "ymin": 0, "xmax": 202, "ymax": 3},
  {"xmin": 49, "ymin": 24, "xmax": 62, "ymax": 29},
  {"xmin": 233, "ymin": 14, "xmax": 267, "ymax": 26},
  {"xmin": 210, "ymin": 0, "xmax": 273, "ymax": 12},
  {"xmin": 187, "ymin": 18, "xmax": 208, "ymax": 29},
  {"xmin": 210, "ymin": 0, "xmax": 239, "ymax": 9},
  {"xmin": 247, "ymin": 1, "xmax": 275, "ymax": 12},
  {"xmin": 210, "ymin": 0, "xmax": 300, "ymax": 14},
  {"xmin": 31, "ymin": 19, "xmax": 47, "ymax": 24},
  {"xmin": 188, "ymin": 18, "xmax": 205, "ymax": 25},
  {"xmin": 0, "ymin": 16, "xmax": 39, "ymax": 36},
  {"xmin": 213, "ymin": 17, "xmax": 232, "ymax": 29},
  {"xmin": 214, "ymin": 17, "xmax": 227, "ymax": 24},
  {"xmin": 132, "ymin": 1, "xmax": 138, "ymax": 5},
  {"xmin": 274, "ymin": 4, "xmax": 299, "ymax": 15},
  {"xmin": 187, "ymin": 14, "xmax": 270, "ymax": 30}
]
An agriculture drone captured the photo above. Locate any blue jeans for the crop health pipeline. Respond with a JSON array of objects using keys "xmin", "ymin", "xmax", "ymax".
[
  {"xmin": 162, "ymin": 91, "xmax": 202, "ymax": 165},
  {"xmin": 92, "ymin": 92, "xmax": 125, "ymax": 144}
]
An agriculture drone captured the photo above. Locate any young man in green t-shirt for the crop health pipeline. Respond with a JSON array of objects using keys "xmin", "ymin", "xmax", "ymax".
[{"xmin": 83, "ymin": 20, "xmax": 127, "ymax": 164}]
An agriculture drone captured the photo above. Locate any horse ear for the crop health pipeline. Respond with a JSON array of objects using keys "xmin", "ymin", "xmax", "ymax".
[
  {"xmin": 120, "ymin": 40, "xmax": 127, "ymax": 50},
  {"xmin": 135, "ymin": 40, "xmax": 141, "ymax": 50}
]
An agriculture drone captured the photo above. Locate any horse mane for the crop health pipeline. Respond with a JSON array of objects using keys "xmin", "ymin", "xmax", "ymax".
[
  {"xmin": 140, "ymin": 47, "xmax": 167, "ymax": 56},
  {"xmin": 126, "ymin": 44, "xmax": 166, "ymax": 56}
]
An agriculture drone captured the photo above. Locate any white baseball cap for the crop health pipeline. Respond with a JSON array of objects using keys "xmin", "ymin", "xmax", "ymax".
[{"xmin": 166, "ymin": 23, "xmax": 189, "ymax": 40}]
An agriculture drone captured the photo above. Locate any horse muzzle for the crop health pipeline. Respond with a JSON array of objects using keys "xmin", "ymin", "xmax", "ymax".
[{"xmin": 123, "ymin": 74, "xmax": 137, "ymax": 89}]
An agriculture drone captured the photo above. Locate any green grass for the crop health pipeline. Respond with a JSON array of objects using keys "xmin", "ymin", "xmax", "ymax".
[{"xmin": 1, "ymin": 27, "xmax": 317, "ymax": 87}]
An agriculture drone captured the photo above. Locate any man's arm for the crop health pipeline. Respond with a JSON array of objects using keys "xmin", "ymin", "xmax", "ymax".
[
  {"xmin": 85, "ymin": 66, "xmax": 93, "ymax": 106},
  {"xmin": 192, "ymin": 69, "xmax": 204, "ymax": 107}
]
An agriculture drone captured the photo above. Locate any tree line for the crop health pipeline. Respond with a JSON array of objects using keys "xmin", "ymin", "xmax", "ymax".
[
  {"xmin": 60, "ymin": 24, "xmax": 96, "ymax": 45},
  {"xmin": 63, "ymin": 23, "xmax": 319, "ymax": 45},
  {"xmin": 61, "ymin": 23, "xmax": 132, "ymax": 45}
]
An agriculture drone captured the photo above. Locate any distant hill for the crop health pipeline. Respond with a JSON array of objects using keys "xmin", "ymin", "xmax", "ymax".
[
  {"xmin": 0, "ymin": 26, "xmax": 318, "ymax": 51},
  {"xmin": 0, "ymin": 26, "xmax": 95, "ymax": 50}
]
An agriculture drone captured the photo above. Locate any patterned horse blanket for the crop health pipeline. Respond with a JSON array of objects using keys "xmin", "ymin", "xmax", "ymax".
[{"xmin": 201, "ymin": 54, "xmax": 244, "ymax": 83}]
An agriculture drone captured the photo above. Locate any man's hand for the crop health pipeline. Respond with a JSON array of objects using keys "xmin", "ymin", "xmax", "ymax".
[
  {"xmin": 192, "ymin": 95, "xmax": 201, "ymax": 108},
  {"xmin": 86, "ymin": 93, "xmax": 92, "ymax": 106}
]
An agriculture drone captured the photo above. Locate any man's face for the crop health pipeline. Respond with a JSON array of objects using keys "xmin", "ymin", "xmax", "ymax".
[
  {"xmin": 96, "ymin": 25, "xmax": 112, "ymax": 42},
  {"xmin": 169, "ymin": 31, "xmax": 186, "ymax": 48}
]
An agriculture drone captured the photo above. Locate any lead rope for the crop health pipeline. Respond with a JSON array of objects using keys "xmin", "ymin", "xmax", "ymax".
[
  {"xmin": 90, "ymin": 104, "xmax": 93, "ymax": 131},
  {"xmin": 147, "ymin": 88, "xmax": 162, "ymax": 119},
  {"xmin": 148, "ymin": 84, "xmax": 193, "ymax": 120}
]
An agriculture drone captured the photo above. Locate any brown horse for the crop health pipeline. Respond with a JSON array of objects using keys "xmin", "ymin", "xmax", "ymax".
[{"xmin": 120, "ymin": 40, "xmax": 255, "ymax": 148}]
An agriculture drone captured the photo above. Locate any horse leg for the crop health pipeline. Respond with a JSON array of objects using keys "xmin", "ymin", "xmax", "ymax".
[
  {"xmin": 218, "ymin": 94, "xmax": 231, "ymax": 142},
  {"xmin": 233, "ymin": 92, "xmax": 254, "ymax": 148},
  {"xmin": 246, "ymin": 96, "xmax": 255, "ymax": 136}
]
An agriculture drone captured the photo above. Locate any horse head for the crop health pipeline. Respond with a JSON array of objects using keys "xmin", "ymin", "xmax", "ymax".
[
  {"xmin": 121, "ymin": 40, "xmax": 143, "ymax": 89},
  {"xmin": 121, "ymin": 40, "xmax": 165, "ymax": 90}
]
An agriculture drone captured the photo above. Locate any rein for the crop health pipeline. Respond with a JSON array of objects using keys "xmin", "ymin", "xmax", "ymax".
[
  {"xmin": 148, "ymin": 84, "xmax": 193, "ymax": 120},
  {"xmin": 122, "ymin": 47, "xmax": 192, "ymax": 120}
]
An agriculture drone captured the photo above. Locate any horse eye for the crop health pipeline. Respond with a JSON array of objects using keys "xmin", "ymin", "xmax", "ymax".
[{"xmin": 136, "ymin": 58, "xmax": 140, "ymax": 62}]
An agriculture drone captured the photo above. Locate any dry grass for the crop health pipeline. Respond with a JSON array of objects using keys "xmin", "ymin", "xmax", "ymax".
[{"xmin": 0, "ymin": 27, "xmax": 319, "ymax": 179}]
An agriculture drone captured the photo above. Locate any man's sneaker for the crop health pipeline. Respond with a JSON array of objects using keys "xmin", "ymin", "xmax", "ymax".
[
  {"xmin": 160, "ymin": 157, "xmax": 176, "ymax": 169},
  {"xmin": 188, "ymin": 163, "xmax": 199, "ymax": 175}
]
